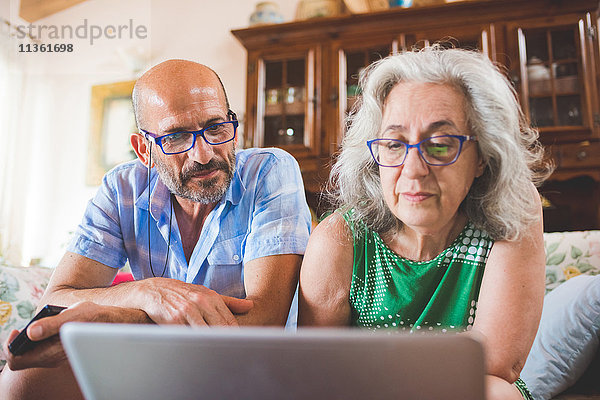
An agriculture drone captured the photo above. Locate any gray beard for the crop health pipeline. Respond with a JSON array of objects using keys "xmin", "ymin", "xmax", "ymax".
[{"xmin": 153, "ymin": 147, "xmax": 236, "ymax": 204}]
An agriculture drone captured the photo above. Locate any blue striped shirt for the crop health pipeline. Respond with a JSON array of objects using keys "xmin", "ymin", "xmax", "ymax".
[{"xmin": 68, "ymin": 148, "xmax": 312, "ymax": 299}]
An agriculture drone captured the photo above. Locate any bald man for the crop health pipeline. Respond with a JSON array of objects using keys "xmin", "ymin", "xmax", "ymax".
[{"xmin": 0, "ymin": 60, "xmax": 311, "ymax": 399}]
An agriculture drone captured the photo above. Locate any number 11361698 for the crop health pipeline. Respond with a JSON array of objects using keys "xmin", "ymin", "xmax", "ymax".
[{"xmin": 18, "ymin": 43, "xmax": 73, "ymax": 53}]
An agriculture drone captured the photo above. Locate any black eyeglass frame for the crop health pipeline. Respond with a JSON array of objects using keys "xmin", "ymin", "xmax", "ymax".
[
  {"xmin": 141, "ymin": 110, "xmax": 238, "ymax": 155},
  {"xmin": 366, "ymin": 134, "xmax": 478, "ymax": 167}
]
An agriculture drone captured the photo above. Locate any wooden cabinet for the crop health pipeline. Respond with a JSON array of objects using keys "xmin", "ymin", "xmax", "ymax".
[
  {"xmin": 502, "ymin": 9, "xmax": 600, "ymax": 231},
  {"xmin": 506, "ymin": 14, "xmax": 598, "ymax": 134},
  {"xmin": 232, "ymin": 0, "xmax": 600, "ymax": 229}
]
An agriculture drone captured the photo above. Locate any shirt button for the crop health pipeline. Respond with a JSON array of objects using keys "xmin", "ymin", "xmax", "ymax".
[{"xmin": 233, "ymin": 255, "xmax": 240, "ymax": 261}]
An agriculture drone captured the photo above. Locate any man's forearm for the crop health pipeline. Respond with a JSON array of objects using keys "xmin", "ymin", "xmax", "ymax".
[
  {"xmin": 42, "ymin": 252, "xmax": 150, "ymax": 312},
  {"xmin": 40, "ymin": 281, "xmax": 152, "ymax": 323},
  {"xmin": 234, "ymin": 296, "xmax": 291, "ymax": 326}
]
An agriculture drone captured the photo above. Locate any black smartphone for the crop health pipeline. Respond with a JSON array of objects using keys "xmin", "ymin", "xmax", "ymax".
[{"xmin": 8, "ymin": 305, "xmax": 66, "ymax": 356}]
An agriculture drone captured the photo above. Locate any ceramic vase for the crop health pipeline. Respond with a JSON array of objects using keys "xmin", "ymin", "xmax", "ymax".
[
  {"xmin": 296, "ymin": 0, "xmax": 340, "ymax": 20},
  {"xmin": 249, "ymin": 2, "xmax": 284, "ymax": 26},
  {"xmin": 389, "ymin": 0, "xmax": 413, "ymax": 7}
]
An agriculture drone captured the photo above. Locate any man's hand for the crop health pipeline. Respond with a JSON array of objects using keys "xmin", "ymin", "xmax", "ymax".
[
  {"xmin": 3, "ymin": 329, "xmax": 65, "ymax": 370},
  {"xmin": 137, "ymin": 278, "xmax": 254, "ymax": 326},
  {"xmin": 2, "ymin": 302, "xmax": 150, "ymax": 371}
]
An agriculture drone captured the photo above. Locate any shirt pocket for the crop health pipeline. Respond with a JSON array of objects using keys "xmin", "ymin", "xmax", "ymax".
[{"xmin": 206, "ymin": 234, "xmax": 246, "ymax": 298}]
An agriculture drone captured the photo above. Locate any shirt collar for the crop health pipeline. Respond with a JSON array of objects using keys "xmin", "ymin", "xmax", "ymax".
[
  {"xmin": 225, "ymin": 164, "xmax": 244, "ymax": 206},
  {"xmin": 135, "ymin": 168, "xmax": 154, "ymax": 212}
]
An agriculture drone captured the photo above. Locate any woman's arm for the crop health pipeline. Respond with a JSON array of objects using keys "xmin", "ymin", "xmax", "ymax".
[
  {"xmin": 298, "ymin": 212, "xmax": 355, "ymax": 326},
  {"xmin": 472, "ymin": 188, "xmax": 546, "ymax": 384}
]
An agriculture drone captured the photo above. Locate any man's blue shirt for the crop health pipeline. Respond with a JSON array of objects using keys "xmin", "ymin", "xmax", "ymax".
[{"xmin": 67, "ymin": 148, "xmax": 312, "ymax": 299}]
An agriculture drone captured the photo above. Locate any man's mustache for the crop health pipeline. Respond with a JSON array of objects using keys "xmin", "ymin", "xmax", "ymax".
[{"xmin": 181, "ymin": 159, "xmax": 230, "ymax": 181}]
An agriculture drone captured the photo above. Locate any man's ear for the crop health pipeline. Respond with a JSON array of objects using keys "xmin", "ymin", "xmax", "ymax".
[{"xmin": 131, "ymin": 132, "xmax": 153, "ymax": 167}]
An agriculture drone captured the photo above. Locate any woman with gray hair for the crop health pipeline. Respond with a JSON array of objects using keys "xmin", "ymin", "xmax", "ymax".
[{"xmin": 298, "ymin": 47, "xmax": 551, "ymax": 399}]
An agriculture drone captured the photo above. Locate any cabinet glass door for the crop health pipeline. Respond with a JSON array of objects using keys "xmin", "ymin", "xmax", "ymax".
[
  {"xmin": 332, "ymin": 43, "xmax": 394, "ymax": 149},
  {"xmin": 259, "ymin": 52, "xmax": 314, "ymax": 151},
  {"xmin": 518, "ymin": 21, "xmax": 588, "ymax": 129},
  {"xmin": 337, "ymin": 43, "xmax": 394, "ymax": 140},
  {"xmin": 342, "ymin": 45, "xmax": 393, "ymax": 114}
]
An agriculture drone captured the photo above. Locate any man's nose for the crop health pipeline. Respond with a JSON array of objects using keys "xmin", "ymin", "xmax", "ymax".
[
  {"xmin": 187, "ymin": 135, "xmax": 214, "ymax": 164},
  {"xmin": 401, "ymin": 146, "xmax": 429, "ymax": 177}
]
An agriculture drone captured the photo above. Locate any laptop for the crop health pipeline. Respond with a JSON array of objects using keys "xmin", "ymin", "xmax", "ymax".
[{"xmin": 60, "ymin": 323, "xmax": 485, "ymax": 400}]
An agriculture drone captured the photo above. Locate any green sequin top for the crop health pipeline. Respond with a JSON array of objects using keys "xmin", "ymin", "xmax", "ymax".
[{"xmin": 344, "ymin": 211, "xmax": 493, "ymax": 332}]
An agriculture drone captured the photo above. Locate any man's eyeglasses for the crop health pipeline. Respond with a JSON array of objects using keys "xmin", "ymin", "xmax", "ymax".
[
  {"xmin": 367, "ymin": 134, "xmax": 478, "ymax": 167},
  {"xmin": 141, "ymin": 111, "xmax": 238, "ymax": 155}
]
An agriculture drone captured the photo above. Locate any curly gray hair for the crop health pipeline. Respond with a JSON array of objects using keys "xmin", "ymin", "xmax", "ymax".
[{"xmin": 329, "ymin": 46, "xmax": 551, "ymax": 241}]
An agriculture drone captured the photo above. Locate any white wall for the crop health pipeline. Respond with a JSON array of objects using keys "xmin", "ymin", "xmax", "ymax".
[{"xmin": 0, "ymin": 0, "xmax": 299, "ymax": 266}]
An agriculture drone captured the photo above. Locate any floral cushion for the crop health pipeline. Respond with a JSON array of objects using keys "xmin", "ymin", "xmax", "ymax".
[
  {"xmin": 0, "ymin": 264, "xmax": 54, "ymax": 369},
  {"xmin": 544, "ymin": 231, "xmax": 600, "ymax": 293}
]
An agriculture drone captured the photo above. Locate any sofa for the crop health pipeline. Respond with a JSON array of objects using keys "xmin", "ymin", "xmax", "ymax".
[
  {"xmin": 521, "ymin": 230, "xmax": 600, "ymax": 400},
  {"xmin": 0, "ymin": 230, "xmax": 599, "ymax": 399}
]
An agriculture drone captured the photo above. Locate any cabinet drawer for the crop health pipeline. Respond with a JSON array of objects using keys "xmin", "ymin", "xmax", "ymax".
[{"xmin": 553, "ymin": 141, "xmax": 600, "ymax": 169}]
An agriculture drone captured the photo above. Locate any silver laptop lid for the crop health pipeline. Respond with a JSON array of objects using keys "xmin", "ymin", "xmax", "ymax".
[{"xmin": 61, "ymin": 323, "xmax": 485, "ymax": 400}]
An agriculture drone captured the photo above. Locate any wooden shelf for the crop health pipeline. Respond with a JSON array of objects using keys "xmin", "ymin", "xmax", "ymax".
[
  {"xmin": 284, "ymin": 101, "xmax": 305, "ymax": 116},
  {"xmin": 529, "ymin": 76, "xmax": 579, "ymax": 97},
  {"xmin": 265, "ymin": 101, "xmax": 306, "ymax": 117},
  {"xmin": 265, "ymin": 104, "xmax": 283, "ymax": 117}
]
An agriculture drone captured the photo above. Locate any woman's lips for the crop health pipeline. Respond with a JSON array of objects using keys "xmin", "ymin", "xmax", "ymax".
[{"xmin": 401, "ymin": 192, "xmax": 433, "ymax": 202}]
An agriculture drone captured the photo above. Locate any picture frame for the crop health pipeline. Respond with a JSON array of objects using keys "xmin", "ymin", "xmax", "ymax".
[{"xmin": 86, "ymin": 80, "xmax": 138, "ymax": 186}]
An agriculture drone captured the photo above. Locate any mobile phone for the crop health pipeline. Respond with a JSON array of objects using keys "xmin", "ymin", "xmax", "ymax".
[{"xmin": 8, "ymin": 305, "xmax": 66, "ymax": 356}]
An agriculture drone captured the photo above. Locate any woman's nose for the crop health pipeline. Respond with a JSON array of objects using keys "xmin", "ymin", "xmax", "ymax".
[{"xmin": 401, "ymin": 146, "xmax": 429, "ymax": 177}]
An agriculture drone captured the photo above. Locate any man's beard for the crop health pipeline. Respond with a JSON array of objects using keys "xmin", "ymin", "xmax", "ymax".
[{"xmin": 153, "ymin": 147, "xmax": 236, "ymax": 204}]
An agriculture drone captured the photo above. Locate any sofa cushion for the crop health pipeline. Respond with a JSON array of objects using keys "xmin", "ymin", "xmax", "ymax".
[
  {"xmin": 521, "ymin": 274, "xmax": 600, "ymax": 400},
  {"xmin": 0, "ymin": 264, "xmax": 54, "ymax": 369},
  {"xmin": 543, "ymin": 231, "xmax": 600, "ymax": 293}
]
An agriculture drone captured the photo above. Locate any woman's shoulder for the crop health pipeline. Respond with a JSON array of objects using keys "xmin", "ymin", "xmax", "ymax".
[
  {"xmin": 313, "ymin": 211, "xmax": 353, "ymax": 242},
  {"xmin": 302, "ymin": 212, "xmax": 353, "ymax": 264}
]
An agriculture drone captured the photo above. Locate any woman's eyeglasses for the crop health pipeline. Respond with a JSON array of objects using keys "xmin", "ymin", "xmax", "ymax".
[{"xmin": 367, "ymin": 134, "xmax": 478, "ymax": 167}]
